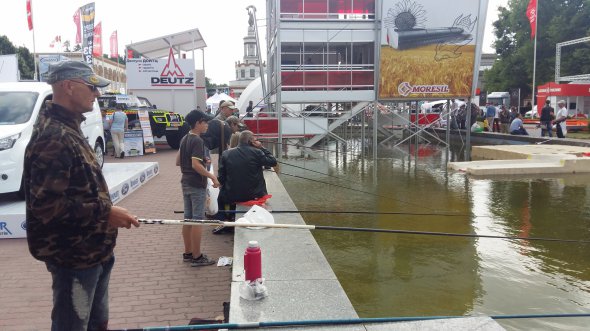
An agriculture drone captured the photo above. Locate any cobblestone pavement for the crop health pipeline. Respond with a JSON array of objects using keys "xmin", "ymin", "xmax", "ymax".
[{"xmin": 0, "ymin": 144, "xmax": 233, "ymax": 330}]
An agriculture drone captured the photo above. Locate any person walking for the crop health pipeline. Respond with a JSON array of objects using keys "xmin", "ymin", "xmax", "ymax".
[
  {"xmin": 110, "ymin": 104, "xmax": 128, "ymax": 158},
  {"xmin": 554, "ymin": 100, "xmax": 568, "ymax": 138},
  {"xmin": 24, "ymin": 60, "xmax": 139, "ymax": 331},
  {"xmin": 539, "ymin": 99, "xmax": 554, "ymax": 137},
  {"xmin": 176, "ymin": 109, "xmax": 220, "ymax": 266},
  {"xmin": 213, "ymin": 130, "xmax": 277, "ymax": 234}
]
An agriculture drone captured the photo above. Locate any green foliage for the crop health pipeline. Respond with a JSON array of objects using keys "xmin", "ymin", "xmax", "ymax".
[
  {"xmin": 485, "ymin": 0, "xmax": 590, "ymax": 101},
  {"xmin": 0, "ymin": 35, "xmax": 35, "ymax": 80}
]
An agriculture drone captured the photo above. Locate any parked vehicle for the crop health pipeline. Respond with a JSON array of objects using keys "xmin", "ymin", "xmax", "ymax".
[
  {"xmin": 97, "ymin": 94, "xmax": 186, "ymax": 149},
  {"xmin": 0, "ymin": 82, "xmax": 105, "ymax": 196}
]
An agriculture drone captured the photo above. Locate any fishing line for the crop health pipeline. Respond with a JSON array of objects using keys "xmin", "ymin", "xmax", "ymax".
[
  {"xmin": 172, "ymin": 210, "xmax": 469, "ymax": 217},
  {"xmin": 280, "ymin": 171, "xmax": 446, "ymax": 213},
  {"xmin": 278, "ymin": 160, "xmax": 358, "ymax": 182},
  {"xmin": 137, "ymin": 218, "xmax": 590, "ymax": 244},
  {"xmin": 260, "ymin": 139, "xmax": 367, "ymax": 158}
]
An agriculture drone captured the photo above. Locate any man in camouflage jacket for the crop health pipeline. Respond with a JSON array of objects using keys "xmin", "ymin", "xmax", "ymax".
[{"xmin": 24, "ymin": 61, "xmax": 139, "ymax": 331}]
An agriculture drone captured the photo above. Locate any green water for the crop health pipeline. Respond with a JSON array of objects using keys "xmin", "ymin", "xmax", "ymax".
[{"xmin": 278, "ymin": 141, "xmax": 590, "ymax": 330}]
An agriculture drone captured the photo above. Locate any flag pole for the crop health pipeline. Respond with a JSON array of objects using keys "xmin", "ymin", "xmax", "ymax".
[
  {"xmin": 531, "ymin": 0, "xmax": 538, "ymax": 106},
  {"xmin": 30, "ymin": 1, "xmax": 39, "ymax": 80}
]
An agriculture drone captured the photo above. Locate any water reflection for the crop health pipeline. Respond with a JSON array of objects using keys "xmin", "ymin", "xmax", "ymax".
[{"xmin": 278, "ymin": 139, "xmax": 590, "ymax": 330}]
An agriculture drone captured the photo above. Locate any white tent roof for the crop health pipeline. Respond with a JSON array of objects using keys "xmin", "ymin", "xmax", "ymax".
[
  {"xmin": 126, "ymin": 28, "xmax": 206, "ymax": 59},
  {"xmin": 206, "ymin": 93, "xmax": 237, "ymax": 111}
]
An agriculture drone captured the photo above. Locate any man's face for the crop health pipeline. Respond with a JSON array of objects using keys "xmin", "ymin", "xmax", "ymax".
[
  {"xmin": 222, "ymin": 106, "xmax": 233, "ymax": 116},
  {"xmin": 66, "ymin": 79, "xmax": 100, "ymax": 113}
]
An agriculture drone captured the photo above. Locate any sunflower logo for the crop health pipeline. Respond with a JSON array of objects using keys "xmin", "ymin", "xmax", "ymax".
[
  {"xmin": 88, "ymin": 75, "xmax": 100, "ymax": 84},
  {"xmin": 384, "ymin": 0, "xmax": 427, "ymax": 30}
]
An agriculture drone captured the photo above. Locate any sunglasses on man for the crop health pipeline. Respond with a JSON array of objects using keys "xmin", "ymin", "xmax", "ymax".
[{"xmin": 70, "ymin": 80, "xmax": 99, "ymax": 92}]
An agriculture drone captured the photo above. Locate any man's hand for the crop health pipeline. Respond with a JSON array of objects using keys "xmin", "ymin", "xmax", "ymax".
[
  {"xmin": 108, "ymin": 206, "xmax": 140, "ymax": 229},
  {"xmin": 211, "ymin": 177, "xmax": 220, "ymax": 188},
  {"xmin": 251, "ymin": 140, "xmax": 263, "ymax": 149}
]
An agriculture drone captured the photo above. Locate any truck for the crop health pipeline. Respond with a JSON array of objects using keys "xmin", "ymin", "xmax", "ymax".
[{"xmin": 97, "ymin": 94, "xmax": 187, "ymax": 149}]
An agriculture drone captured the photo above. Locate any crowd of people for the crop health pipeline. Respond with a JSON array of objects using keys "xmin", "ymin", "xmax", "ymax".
[
  {"xmin": 479, "ymin": 100, "xmax": 569, "ymax": 138},
  {"xmin": 24, "ymin": 60, "xmax": 277, "ymax": 330}
]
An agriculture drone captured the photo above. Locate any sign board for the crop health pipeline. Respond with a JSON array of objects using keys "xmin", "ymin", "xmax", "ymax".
[
  {"xmin": 126, "ymin": 48, "xmax": 195, "ymax": 90},
  {"xmin": 39, "ymin": 54, "xmax": 70, "ymax": 82},
  {"xmin": 0, "ymin": 54, "xmax": 19, "ymax": 82},
  {"xmin": 137, "ymin": 110, "xmax": 156, "ymax": 153},
  {"xmin": 379, "ymin": 0, "xmax": 488, "ymax": 100},
  {"xmin": 123, "ymin": 130, "xmax": 144, "ymax": 156}
]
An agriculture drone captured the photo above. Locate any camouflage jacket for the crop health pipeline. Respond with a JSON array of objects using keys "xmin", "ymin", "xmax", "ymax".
[{"xmin": 24, "ymin": 102, "xmax": 114, "ymax": 269}]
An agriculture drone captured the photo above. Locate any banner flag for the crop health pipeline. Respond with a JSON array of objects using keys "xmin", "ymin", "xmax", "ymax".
[
  {"xmin": 26, "ymin": 0, "xmax": 33, "ymax": 30},
  {"xmin": 110, "ymin": 31, "xmax": 118, "ymax": 58},
  {"xmin": 73, "ymin": 9, "xmax": 81, "ymax": 44},
  {"xmin": 80, "ymin": 2, "xmax": 95, "ymax": 64},
  {"xmin": 526, "ymin": 0, "xmax": 537, "ymax": 39},
  {"xmin": 93, "ymin": 22, "xmax": 102, "ymax": 57}
]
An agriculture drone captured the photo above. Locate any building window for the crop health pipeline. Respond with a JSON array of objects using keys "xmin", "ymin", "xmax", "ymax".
[
  {"xmin": 280, "ymin": 0, "xmax": 375, "ymax": 19},
  {"xmin": 250, "ymin": 69, "xmax": 256, "ymax": 77},
  {"xmin": 241, "ymin": 70, "xmax": 245, "ymax": 78}
]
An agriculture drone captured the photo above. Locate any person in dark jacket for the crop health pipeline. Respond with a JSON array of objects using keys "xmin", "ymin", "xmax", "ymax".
[
  {"xmin": 540, "ymin": 99, "xmax": 554, "ymax": 137},
  {"xmin": 213, "ymin": 130, "xmax": 277, "ymax": 234}
]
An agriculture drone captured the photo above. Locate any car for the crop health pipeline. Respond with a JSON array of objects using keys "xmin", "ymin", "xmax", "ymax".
[
  {"xmin": 0, "ymin": 82, "xmax": 105, "ymax": 196},
  {"xmin": 98, "ymin": 94, "xmax": 186, "ymax": 149},
  {"xmin": 524, "ymin": 106, "xmax": 539, "ymax": 119}
]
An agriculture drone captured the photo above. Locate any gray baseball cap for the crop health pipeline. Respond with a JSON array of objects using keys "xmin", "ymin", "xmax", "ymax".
[{"xmin": 46, "ymin": 60, "xmax": 110, "ymax": 87}]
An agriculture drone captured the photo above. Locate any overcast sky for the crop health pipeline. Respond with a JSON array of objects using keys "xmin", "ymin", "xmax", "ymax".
[{"xmin": 1, "ymin": 0, "xmax": 507, "ymax": 84}]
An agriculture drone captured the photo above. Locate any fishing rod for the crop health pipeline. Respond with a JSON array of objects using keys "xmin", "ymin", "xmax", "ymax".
[
  {"xmin": 137, "ymin": 218, "xmax": 590, "ymax": 244},
  {"xmin": 116, "ymin": 313, "xmax": 590, "ymax": 331},
  {"xmin": 172, "ymin": 210, "xmax": 469, "ymax": 217}
]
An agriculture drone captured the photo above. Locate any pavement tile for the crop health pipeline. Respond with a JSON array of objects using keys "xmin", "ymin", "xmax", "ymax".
[{"xmin": 0, "ymin": 144, "xmax": 233, "ymax": 330}]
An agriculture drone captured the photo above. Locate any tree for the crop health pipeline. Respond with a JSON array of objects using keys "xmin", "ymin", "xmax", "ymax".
[
  {"xmin": 0, "ymin": 35, "xmax": 35, "ymax": 80},
  {"xmin": 484, "ymin": 0, "xmax": 590, "ymax": 101}
]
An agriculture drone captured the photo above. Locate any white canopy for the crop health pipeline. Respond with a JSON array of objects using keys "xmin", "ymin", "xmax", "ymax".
[{"xmin": 206, "ymin": 93, "xmax": 237, "ymax": 112}]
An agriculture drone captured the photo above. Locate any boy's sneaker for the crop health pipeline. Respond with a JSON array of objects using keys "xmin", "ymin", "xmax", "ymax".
[
  {"xmin": 183, "ymin": 253, "xmax": 193, "ymax": 262},
  {"xmin": 191, "ymin": 254, "xmax": 216, "ymax": 267}
]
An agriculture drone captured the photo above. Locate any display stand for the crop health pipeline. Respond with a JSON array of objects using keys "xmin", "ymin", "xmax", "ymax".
[{"xmin": 137, "ymin": 110, "xmax": 156, "ymax": 153}]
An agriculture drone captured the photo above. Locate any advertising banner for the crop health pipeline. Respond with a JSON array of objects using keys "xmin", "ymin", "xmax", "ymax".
[
  {"xmin": 126, "ymin": 48, "xmax": 195, "ymax": 90},
  {"xmin": 110, "ymin": 30, "xmax": 118, "ymax": 58},
  {"xmin": 379, "ymin": 0, "xmax": 488, "ymax": 100},
  {"xmin": 0, "ymin": 55, "xmax": 19, "ymax": 82},
  {"xmin": 123, "ymin": 130, "xmax": 144, "ymax": 157},
  {"xmin": 92, "ymin": 21, "xmax": 102, "ymax": 57},
  {"xmin": 80, "ymin": 2, "xmax": 95, "ymax": 65},
  {"xmin": 38, "ymin": 54, "xmax": 70, "ymax": 82},
  {"xmin": 137, "ymin": 110, "xmax": 156, "ymax": 153}
]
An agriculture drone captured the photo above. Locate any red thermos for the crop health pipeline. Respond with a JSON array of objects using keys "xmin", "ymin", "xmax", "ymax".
[{"xmin": 244, "ymin": 241, "xmax": 262, "ymax": 281}]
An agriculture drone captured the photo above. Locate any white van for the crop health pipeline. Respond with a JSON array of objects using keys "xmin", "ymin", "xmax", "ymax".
[{"xmin": 0, "ymin": 82, "xmax": 105, "ymax": 195}]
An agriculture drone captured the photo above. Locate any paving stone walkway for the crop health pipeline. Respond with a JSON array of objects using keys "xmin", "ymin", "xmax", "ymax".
[{"xmin": 0, "ymin": 145, "xmax": 233, "ymax": 330}]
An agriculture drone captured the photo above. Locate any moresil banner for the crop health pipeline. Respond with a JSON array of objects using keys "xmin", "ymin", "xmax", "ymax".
[
  {"xmin": 80, "ymin": 2, "xmax": 95, "ymax": 65},
  {"xmin": 379, "ymin": 0, "xmax": 488, "ymax": 100}
]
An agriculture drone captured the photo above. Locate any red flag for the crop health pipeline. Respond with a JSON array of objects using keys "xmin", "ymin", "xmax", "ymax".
[
  {"xmin": 26, "ymin": 0, "xmax": 33, "ymax": 30},
  {"xmin": 73, "ymin": 9, "xmax": 81, "ymax": 44},
  {"xmin": 127, "ymin": 48, "xmax": 133, "ymax": 59},
  {"xmin": 93, "ymin": 22, "xmax": 102, "ymax": 57},
  {"xmin": 109, "ymin": 31, "xmax": 118, "ymax": 58},
  {"xmin": 526, "ymin": 0, "xmax": 537, "ymax": 39}
]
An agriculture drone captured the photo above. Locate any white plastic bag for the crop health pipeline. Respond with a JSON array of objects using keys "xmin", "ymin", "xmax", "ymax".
[{"xmin": 205, "ymin": 167, "xmax": 219, "ymax": 215}]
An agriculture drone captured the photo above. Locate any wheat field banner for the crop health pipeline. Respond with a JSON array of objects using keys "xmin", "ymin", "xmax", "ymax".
[{"xmin": 379, "ymin": 0, "xmax": 488, "ymax": 100}]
